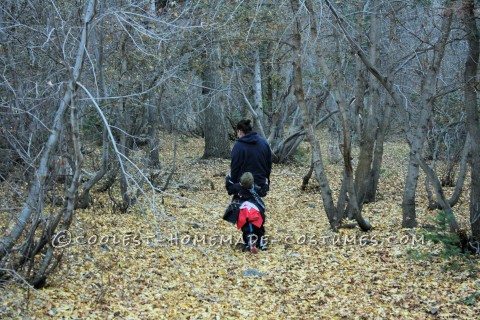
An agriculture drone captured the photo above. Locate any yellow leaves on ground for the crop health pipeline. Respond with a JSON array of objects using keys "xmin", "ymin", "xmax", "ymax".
[{"xmin": 1, "ymin": 137, "xmax": 479, "ymax": 319}]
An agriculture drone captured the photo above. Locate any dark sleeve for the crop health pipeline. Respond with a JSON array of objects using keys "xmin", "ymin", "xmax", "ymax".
[
  {"xmin": 225, "ymin": 175, "xmax": 235, "ymax": 194},
  {"xmin": 230, "ymin": 142, "xmax": 243, "ymax": 183},
  {"xmin": 226, "ymin": 181, "xmax": 242, "ymax": 196}
]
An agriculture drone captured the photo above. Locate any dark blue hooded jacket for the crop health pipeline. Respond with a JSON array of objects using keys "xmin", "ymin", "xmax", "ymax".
[{"xmin": 230, "ymin": 132, "xmax": 272, "ymax": 191}]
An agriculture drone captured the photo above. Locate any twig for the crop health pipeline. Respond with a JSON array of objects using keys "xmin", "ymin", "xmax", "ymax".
[{"xmin": 0, "ymin": 267, "xmax": 46, "ymax": 298}]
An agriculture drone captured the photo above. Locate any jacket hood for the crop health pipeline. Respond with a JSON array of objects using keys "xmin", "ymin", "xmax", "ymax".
[{"xmin": 238, "ymin": 132, "xmax": 259, "ymax": 144}]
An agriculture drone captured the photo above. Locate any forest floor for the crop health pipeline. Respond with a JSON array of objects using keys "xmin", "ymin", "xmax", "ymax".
[{"xmin": 2, "ymin": 134, "xmax": 480, "ymax": 319}]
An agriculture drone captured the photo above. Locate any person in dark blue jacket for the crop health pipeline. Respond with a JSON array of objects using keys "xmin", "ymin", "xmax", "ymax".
[
  {"xmin": 227, "ymin": 119, "xmax": 272, "ymax": 197},
  {"xmin": 225, "ymin": 119, "xmax": 272, "ymax": 251}
]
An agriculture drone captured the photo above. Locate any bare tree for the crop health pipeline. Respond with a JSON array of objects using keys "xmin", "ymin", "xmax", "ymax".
[
  {"xmin": 0, "ymin": 0, "xmax": 97, "ymax": 287},
  {"xmin": 351, "ymin": 0, "xmax": 392, "ymax": 206},
  {"xmin": 201, "ymin": 45, "xmax": 231, "ymax": 159},
  {"xmin": 291, "ymin": 0, "xmax": 372, "ymax": 231},
  {"xmin": 325, "ymin": 0, "xmax": 460, "ymax": 230},
  {"xmin": 462, "ymin": 0, "xmax": 480, "ymax": 241}
]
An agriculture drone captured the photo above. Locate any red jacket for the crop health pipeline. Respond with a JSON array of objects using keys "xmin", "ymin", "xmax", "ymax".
[{"xmin": 237, "ymin": 201, "xmax": 264, "ymax": 229}]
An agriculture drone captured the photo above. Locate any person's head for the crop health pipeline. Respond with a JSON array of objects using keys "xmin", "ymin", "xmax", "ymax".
[
  {"xmin": 240, "ymin": 172, "xmax": 254, "ymax": 189},
  {"xmin": 236, "ymin": 119, "xmax": 253, "ymax": 138}
]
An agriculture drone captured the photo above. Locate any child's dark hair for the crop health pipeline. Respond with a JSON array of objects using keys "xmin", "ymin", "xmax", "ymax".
[{"xmin": 236, "ymin": 119, "xmax": 253, "ymax": 133}]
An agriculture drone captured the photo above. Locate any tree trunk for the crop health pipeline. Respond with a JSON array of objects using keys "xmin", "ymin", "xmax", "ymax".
[
  {"xmin": 201, "ymin": 48, "xmax": 230, "ymax": 159},
  {"xmin": 402, "ymin": 6, "xmax": 453, "ymax": 228},
  {"xmin": 320, "ymin": 61, "xmax": 371, "ymax": 231},
  {"xmin": 253, "ymin": 47, "xmax": 265, "ymax": 134},
  {"xmin": 356, "ymin": 0, "xmax": 384, "ymax": 205},
  {"xmin": 416, "ymin": 154, "xmax": 458, "ymax": 231},
  {"xmin": 306, "ymin": 0, "xmax": 371, "ymax": 231},
  {"xmin": 117, "ymin": 33, "xmax": 132, "ymax": 213},
  {"xmin": 365, "ymin": 101, "xmax": 391, "ymax": 202},
  {"xmin": 77, "ymin": 17, "xmax": 110, "ymax": 209},
  {"xmin": 147, "ymin": 101, "xmax": 161, "ymax": 169},
  {"xmin": 290, "ymin": 0, "xmax": 339, "ymax": 230},
  {"xmin": 462, "ymin": 0, "xmax": 480, "ymax": 241},
  {"xmin": 324, "ymin": 0, "xmax": 454, "ymax": 229},
  {"xmin": 119, "ymin": 101, "xmax": 131, "ymax": 213},
  {"xmin": 427, "ymin": 135, "xmax": 470, "ymax": 210}
]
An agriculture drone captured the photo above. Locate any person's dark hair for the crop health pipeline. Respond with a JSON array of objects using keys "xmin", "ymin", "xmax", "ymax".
[{"xmin": 236, "ymin": 119, "xmax": 253, "ymax": 134}]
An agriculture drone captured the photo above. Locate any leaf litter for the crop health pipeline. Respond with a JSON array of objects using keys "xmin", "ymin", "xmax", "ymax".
[{"xmin": 1, "ymin": 136, "xmax": 479, "ymax": 319}]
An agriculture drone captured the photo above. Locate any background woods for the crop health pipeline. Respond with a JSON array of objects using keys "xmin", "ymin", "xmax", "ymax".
[{"xmin": 1, "ymin": 0, "xmax": 480, "ymax": 315}]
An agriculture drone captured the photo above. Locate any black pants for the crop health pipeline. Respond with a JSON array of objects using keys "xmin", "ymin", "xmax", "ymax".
[{"xmin": 241, "ymin": 223, "xmax": 265, "ymax": 246}]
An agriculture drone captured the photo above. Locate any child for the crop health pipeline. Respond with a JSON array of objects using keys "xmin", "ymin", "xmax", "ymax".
[{"xmin": 224, "ymin": 172, "xmax": 267, "ymax": 253}]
